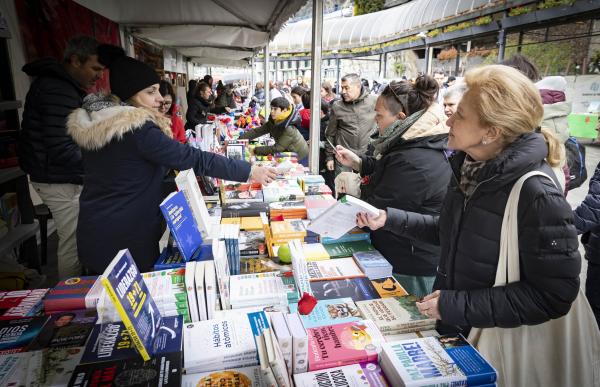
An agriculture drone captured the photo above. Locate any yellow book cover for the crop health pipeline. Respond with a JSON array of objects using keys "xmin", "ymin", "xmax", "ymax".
[
  {"xmin": 221, "ymin": 217, "xmax": 241, "ymax": 225},
  {"xmin": 370, "ymin": 276, "xmax": 408, "ymax": 298},
  {"xmin": 270, "ymin": 220, "xmax": 306, "ymax": 241},
  {"xmin": 240, "ymin": 216, "xmax": 263, "ymax": 231},
  {"xmin": 301, "ymin": 243, "xmax": 330, "ymax": 262}
]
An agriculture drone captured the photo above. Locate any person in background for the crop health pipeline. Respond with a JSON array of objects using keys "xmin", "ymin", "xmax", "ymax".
[
  {"xmin": 573, "ymin": 163, "xmax": 600, "ymax": 328},
  {"xmin": 159, "ymin": 80, "xmax": 186, "ymax": 144},
  {"xmin": 535, "ymin": 76, "xmax": 571, "ymax": 143},
  {"xmin": 291, "ymin": 86, "xmax": 307, "ymax": 112},
  {"xmin": 186, "ymin": 79, "xmax": 197, "ymax": 107},
  {"xmin": 215, "ymin": 83, "xmax": 237, "ymax": 111},
  {"xmin": 239, "ymin": 97, "xmax": 309, "ymax": 164},
  {"xmin": 446, "ymin": 75, "xmax": 457, "ymax": 87},
  {"xmin": 356, "ymin": 66, "xmax": 579, "ymax": 342},
  {"xmin": 269, "ymin": 80, "xmax": 283, "ymax": 101},
  {"xmin": 203, "ymin": 74, "xmax": 214, "ymax": 90},
  {"xmin": 335, "ymin": 76, "xmax": 450, "ymax": 297},
  {"xmin": 321, "ymin": 81, "xmax": 336, "ymax": 103},
  {"xmin": 433, "ymin": 68, "xmax": 446, "ymax": 104},
  {"xmin": 185, "ymin": 82, "xmax": 231, "ymax": 129},
  {"xmin": 68, "ymin": 48, "xmax": 276, "ymax": 273},
  {"xmin": 296, "ymin": 75, "xmax": 307, "ymax": 89},
  {"xmin": 325, "ymin": 73, "xmax": 377, "ymax": 176},
  {"xmin": 19, "ymin": 36, "xmax": 107, "ymax": 279},
  {"xmin": 253, "ymin": 81, "xmax": 265, "ymax": 105},
  {"xmin": 442, "ymin": 83, "xmax": 467, "ymax": 118}
]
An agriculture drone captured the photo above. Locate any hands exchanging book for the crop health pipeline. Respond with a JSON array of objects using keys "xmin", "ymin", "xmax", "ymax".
[
  {"xmin": 249, "ymin": 165, "xmax": 277, "ymax": 185},
  {"xmin": 356, "ymin": 209, "xmax": 387, "ymax": 230}
]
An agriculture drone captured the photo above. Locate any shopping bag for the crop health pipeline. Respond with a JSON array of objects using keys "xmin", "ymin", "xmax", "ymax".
[{"xmin": 468, "ymin": 171, "xmax": 600, "ymax": 387}]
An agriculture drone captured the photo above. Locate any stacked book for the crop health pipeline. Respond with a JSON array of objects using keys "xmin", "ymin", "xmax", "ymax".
[
  {"xmin": 306, "ymin": 257, "xmax": 366, "ymax": 281},
  {"xmin": 248, "ymin": 311, "xmax": 291, "ymax": 387},
  {"xmin": 324, "ymin": 240, "xmax": 375, "ymax": 259},
  {"xmin": 294, "ymin": 362, "xmax": 390, "ymax": 386},
  {"xmin": 269, "ymin": 200, "xmax": 307, "ymax": 219},
  {"xmin": 43, "ymin": 276, "xmax": 102, "ymax": 314},
  {"xmin": 297, "ymin": 175, "xmax": 325, "ymax": 194},
  {"xmin": 229, "ymin": 272, "xmax": 288, "ymax": 309},
  {"xmin": 289, "ymin": 297, "xmax": 362, "ymax": 329},
  {"xmin": 353, "ymin": 250, "xmax": 393, "ymax": 279},
  {"xmin": 263, "ymin": 180, "xmax": 305, "ymax": 203},
  {"xmin": 301, "ymin": 243, "xmax": 330, "ymax": 261},
  {"xmin": 304, "ymin": 194, "xmax": 336, "ymax": 220},
  {"xmin": 239, "ymin": 230, "xmax": 268, "ymax": 258},
  {"xmin": 320, "ymin": 227, "xmax": 370, "ymax": 245},
  {"xmin": 271, "ymin": 219, "xmax": 307, "ymax": 246},
  {"xmin": 183, "ymin": 314, "xmax": 258, "ymax": 373},
  {"xmin": 355, "ymin": 296, "xmax": 436, "ymax": 336},
  {"xmin": 0, "ymin": 289, "xmax": 48, "ymax": 320},
  {"xmin": 220, "ymin": 223, "xmax": 241, "ymax": 275},
  {"xmin": 380, "ymin": 334, "xmax": 497, "ymax": 387},
  {"xmin": 182, "ymin": 366, "xmax": 263, "ymax": 387},
  {"xmin": 222, "ymin": 202, "xmax": 270, "ymax": 218}
]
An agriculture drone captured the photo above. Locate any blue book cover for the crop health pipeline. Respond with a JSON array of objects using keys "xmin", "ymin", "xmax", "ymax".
[
  {"xmin": 289, "ymin": 297, "xmax": 362, "ymax": 328},
  {"xmin": 100, "ymin": 249, "xmax": 162, "ymax": 361},
  {"xmin": 440, "ymin": 334, "xmax": 497, "ymax": 386},
  {"xmin": 310, "ymin": 277, "xmax": 380, "ymax": 302},
  {"xmin": 353, "ymin": 251, "xmax": 392, "ymax": 269},
  {"xmin": 160, "ymin": 191, "xmax": 203, "ymax": 262},
  {"xmin": 80, "ymin": 315, "xmax": 183, "ymax": 364},
  {"xmin": 0, "ymin": 316, "xmax": 49, "ymax": 354},
  {"xmin": 154, "ymin": 244, "xmax": 213, "ymax": 270},
  {"xmin": 320, "ymin": 230, "xmax": 371, "ymax": 245},
  {"xmin": 247, "ymin": 311, "xmax": 270, "ymax": 337}
]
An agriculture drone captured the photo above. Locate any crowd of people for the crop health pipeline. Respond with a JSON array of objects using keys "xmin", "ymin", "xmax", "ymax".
[{"xmin": 15, "ymin": 34, "xmax": 600, "ymax": 382}]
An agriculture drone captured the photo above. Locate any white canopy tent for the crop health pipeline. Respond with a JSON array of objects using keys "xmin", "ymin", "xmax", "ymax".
[{"xmin": 73, "ymin": 0, "xmax": 307, "ymax": 66}]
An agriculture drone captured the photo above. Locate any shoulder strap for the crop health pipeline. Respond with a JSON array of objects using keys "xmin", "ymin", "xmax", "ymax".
[{"xmin": 495, "ymin": 171, "xmax": 556, "ymax": 286}]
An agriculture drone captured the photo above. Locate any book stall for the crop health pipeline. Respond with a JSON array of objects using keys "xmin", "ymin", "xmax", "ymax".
[{"xmin": 0, "ymin": 109, "xmax": 498, "ymax": 387}]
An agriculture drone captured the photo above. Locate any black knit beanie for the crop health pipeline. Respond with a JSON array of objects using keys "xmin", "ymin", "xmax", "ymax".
[{"xmin": 97, "ymin": 44, "xmax": 160, "ymax": 101}]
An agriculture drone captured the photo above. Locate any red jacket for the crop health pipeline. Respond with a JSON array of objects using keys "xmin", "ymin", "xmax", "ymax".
[{"xmin": 171, "ymin": 104, "xmax": 187, "ymax": 143}]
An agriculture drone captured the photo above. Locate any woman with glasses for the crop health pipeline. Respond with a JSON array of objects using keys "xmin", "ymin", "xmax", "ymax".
[
  {"xmin": 334, "ymin": 76, "xmax": 450, "ymax": 297},
  {"xmin": 159, "ymin": 80, "xmax": 186, "ymax": 143}
]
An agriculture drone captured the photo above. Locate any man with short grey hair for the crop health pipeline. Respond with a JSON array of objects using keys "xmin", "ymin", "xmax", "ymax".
[
  {"xmin": 325, "ymin": 73, "xmax": 377, "ymax": 176},
  {"xmin": 19, "ymin": 36, "xmax": 107, "ymax": 278}
]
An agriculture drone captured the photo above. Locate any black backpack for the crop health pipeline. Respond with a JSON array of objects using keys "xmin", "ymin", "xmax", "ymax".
[{"xmin": 565, "ymin": 136, "xmax": 587, "ymax": 190}]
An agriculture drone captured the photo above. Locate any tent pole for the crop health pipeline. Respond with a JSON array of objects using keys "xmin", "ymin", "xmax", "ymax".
[
  {"xmin": 497, "ymin": 28, "xmax": 506, "ymax": 62},
  {"xmin": 336, "ymin": 58, "xmax": 341, "ymax": 96},
  {"xmin": 250, "ymin": 55, "xmax": 255, "ymax": 98},
  {"xmin": 309, "ymin": 0, "xmax": 323, "ymax": 174},
  {"xmin": 264, "ymin": 45, "xmax": 270, "ymax": 115}
]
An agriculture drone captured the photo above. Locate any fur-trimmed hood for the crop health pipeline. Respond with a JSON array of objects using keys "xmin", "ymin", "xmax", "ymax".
[{"xmin": 68, "ymin": 103, "xmax": 173, "ymax": 151}]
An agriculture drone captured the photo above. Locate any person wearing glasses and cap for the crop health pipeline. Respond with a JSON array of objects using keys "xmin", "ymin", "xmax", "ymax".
[
  {"xmin": 334, "ymin": 76, "xmax": 451, "ymax": 297},
  {"xmin": 67, "ymin": 46, "xmax": 276, "ymax": 274}
]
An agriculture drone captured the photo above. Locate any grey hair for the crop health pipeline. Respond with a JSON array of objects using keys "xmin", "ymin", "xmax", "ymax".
[
  {"xmin": 63, "ymin": 36, "xmax": 99, "ymax": 64},
  {"xmin": 443, "ymin": 83, "xmax": 467, "ymax": 100},
  {"xmin": 341, "ymin": 73, "xmax": 361, "ymax": 86}
]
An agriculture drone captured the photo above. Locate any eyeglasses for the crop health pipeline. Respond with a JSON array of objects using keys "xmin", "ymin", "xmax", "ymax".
[{"xmin": 160, "ymin": 101, "xmax": 173, "ymax": 107}]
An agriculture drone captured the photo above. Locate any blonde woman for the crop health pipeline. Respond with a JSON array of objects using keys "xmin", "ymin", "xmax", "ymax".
[{"xmin": 358, "ymin": 65, "xmax": 579, "ymax": 334}]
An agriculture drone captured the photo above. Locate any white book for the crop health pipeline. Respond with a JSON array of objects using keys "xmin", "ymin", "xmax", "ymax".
[
  {"xmin": 185, "ymin": 261, "xmax": 200, "ymax": 322},
  {"xmin": 294, "ymin": 362, "xmax": 389, "ymax": 386},
  {"xmin": 175, "ymin": 168, "xmax": 213, "ymax": 239},
  {"xmin": 213, "ymin": 240, "xmax": 231, "ymax": 310},
  {"xmin": 229, "ymin": 273, "xmax": 287, "ymax": 309},
  {"xmin": 195, "ymin": 261, "xmax": 207, "ymax": 321},
  {"xmin": 256, "ymin": 330, "xmax": 278, "ymax": 387},
  {"xmin": 182, "ymin": 366, "xmax": 263, "ymax": 387},
  {"xmin": 84, "ymin": 277, "xmax": 104, "ymax": 309},
  {"xmin": 306, "ymin": 257, "xmax": 366, "ymax": 281},
  {"xmin": 204, "ymin": 260, "xmax": 217, "ymax": 320},
  {"xmin": 269, "ymin": 312, "xmax": 293, "ymax": 376},
  {"xmin": 286, "ymin": 313, "xmax": 308, "ymax": 374},
  {"xmin": 264, "ymin": 328, "xmax": 291, "ymax": 387},
  {"xmin": 307, "ymin": 195, "xmax": 379, "ymax": 240},
  {"xmin": 289, "ymin": 240, "xmax": 312, "ymax": 297},
  {"xmin": 183, "ymin": 315, "xmax": 258, "ymax": 373}
]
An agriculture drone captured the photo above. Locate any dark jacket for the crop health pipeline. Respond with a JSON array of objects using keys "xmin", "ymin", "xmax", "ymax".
[
  {"xmin": 185, "ymin": 95, "xmax": 226, "ymax": 129},
  {"xmin": 383, "ymin": 133, "xmax": 580, "ymax": 334},
  {"xmin": 361, "ymin": 134, "xmax": 450, "ymax": 276},
  {"xmin": 19, "ymin": 59, "xmax": 86, "ymax": 184},
  {"xmin": 574, "ymin": 161, "xmax": 600, "ymax": 263},
  {"xmin": 68, "ymin": 104, "xmax": 251, "ymax": 273},
  {"xmin": 215, "ymin": 92, "xmax": 237, "ymax": 110},
  {"xmin": 239, "ymin": 107, "xmax": 309, "ymax": 159}
]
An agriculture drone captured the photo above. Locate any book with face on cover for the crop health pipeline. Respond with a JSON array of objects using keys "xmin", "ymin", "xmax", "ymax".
[
  {"xmin": 307, "ymin": 195, "xmax": 380, "ymax": 240},
  {"xmin": 306, "ymin": 320, "xmax": 386, "ymax": 371},
  {"xmin": 29, "ymin": 309, "xmax": 97, "ymax": 350},
  {"xmin": 289, "ymin": 297, "xmax": 362, "ymax": 329},
  {"xmin": 355, "ymin": 296, "xmax": 436, "ymax": 335}
]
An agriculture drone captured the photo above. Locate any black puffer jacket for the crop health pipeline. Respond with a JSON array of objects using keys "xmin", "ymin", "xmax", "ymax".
[
  {"xmin": 19, "ymin": 59, "xmax": 85, "ymax": 184},
  {"xmin": 383, "ymin": 133, "xmax": 580, "ymax": 334},
  {"xmin": 360, "ymin": 133, "xmax": 450, "ymax": 276},
  {"xmin": 573, "ymin": 161, "xmax": 600, "ymax": 263},
  {"xmin": 185, "ymin": 95, "xmax": 226, "ymax": 129}
]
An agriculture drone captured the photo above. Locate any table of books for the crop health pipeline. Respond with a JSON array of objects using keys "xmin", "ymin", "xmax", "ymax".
[{"xmin": 0, "ymin": 117, "xmax": 498, "ymax": 386}]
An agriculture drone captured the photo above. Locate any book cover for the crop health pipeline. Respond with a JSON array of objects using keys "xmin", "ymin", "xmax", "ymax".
[
  {"xmin": 356, "ymin": 296, "xmax": 436, "ymax": 335},
  {"xmin": 80, "ymin": 315, "xmax": 182, "ymax": 364},
  {"xmin": 160, "ymin": 191, "xmax": 203, "ymax": 262},
  {"xmin": 100, "ymin": 249, "xmax": 163, "ymax": 361},
  {"xmin": 324, "ymin": 240, "xmax": 375, "ymax": 259},
  {"xmin": 154, "ymin": 247, "xmax": 186, "ymax": 270},
  {"xmin": 271, "ymin": 219, "xmax": 307, "ymax": 242},
  {"xmin": 239, "ymin": 230, "xmax": 267, "ymax": 257},
  {"xmin": 371, "ymin": 277, "xmax": 408, "ymax": 298},
  {"xmin": 286, "ymin": 313, "xmax": 308, "ymax": 374},
  {"xmin": 222, "ymin": 202, "xmax": 270, "ymax": 218},
  {"xmin": 353, "ymin": 250, "xmax": 391, "ymax": 269},
  {"xmin": 27, "ymin": 346, "xmax": 85, "ymax": 387},
  {"xmin": 302, "ymin": 243, "xmax": 330, "ymax": 261},
  {"xmin": 43, "ymin": 276, "xmax": 99, "ymax": 313},
  {"xmin": 289, "ymin": 297, "xmax": 361, "ymax": 329},
  {"xmin": 175, "ymin": 168, "xmax": 213, "ymax": 238},
  {"xmin": 0, "ymin": 288, "xmax": 48, "ymax": 320},
  {"xmin": 307, "ymin": 257, "xmax": 366, "ymax": 281},
  {"xmin": 29, "ymin": 309, "xmax": 97, "ymax": 350},
  {"xmin": 0, "ymin": 316, "xmax": 49, "ymax": 354},
  {"xmin": 270, "ymin": 312, "xmax": 293, "ymax": 374},
  {"xmin": 381, "ymin": 335, "xmax": 497, "ymax": 387},
  {"xmin": 308, "ymin": 195, "xmax": 380, "ymax": 240},
  {"xmin": 310, "ymin": 277, "xmax": 380, "ymax": 302},
  {"xmin": 0, "ymin": 352, "xmax": 29, "ymax": 385},
  {"xmin": 182, "ymin": 366, "xmax": 263, "ymax": 387},
  {"xmin": 0, "ymin": 290, "xmax": 37, "ymax": 310},
  {"xmin": 320, "ymin": 227, "xmax": 371, "ymax": 245},
  {"xmin": 307, "ymin": 320, "xmax": 385, "ymax": 371},
  {"xmin": 68, "ymin": 352, "xmax": 181, "ymax": 387},
  {"xmin": 240, "ymin": 216, "xmax": 264, "ymax": 231},
  {"xmin": 294, "ymin": 361, "xmax": 390, "ymax": 387},
  {"xmin": 224, "ymin": 189, "xmax": 264, "ymax": 203}
]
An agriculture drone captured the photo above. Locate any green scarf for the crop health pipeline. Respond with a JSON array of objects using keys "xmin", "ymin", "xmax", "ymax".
[{"xmin": 371, "ymin": 109, "xmax": 426, "ymax": 158}]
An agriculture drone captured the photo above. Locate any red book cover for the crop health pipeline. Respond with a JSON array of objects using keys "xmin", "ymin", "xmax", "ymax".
[
  {"xmin": 43, "ymin": 276, "xmax": 98, "ymax": 313},
  {"xmin": 0, "ymin": 289, "xmax": 49, "ymax": 320}
]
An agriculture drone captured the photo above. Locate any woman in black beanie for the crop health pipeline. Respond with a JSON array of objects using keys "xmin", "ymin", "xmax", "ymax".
[{"xmin": 67, "ymin": 46, "xmax": 276, "ymax": 274}]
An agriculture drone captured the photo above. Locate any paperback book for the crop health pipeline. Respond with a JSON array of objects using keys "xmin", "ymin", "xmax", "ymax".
[
  {"xmin": 320, "ymin": 227, "xmax": 371, "ymax": 245},
  {"xmin": 306, "ymin": 257, "xmax": 366, "ymax": 281},
  {"xmin": 29, "ymin": 309, "xmax": 97, "ymax": 349},
  {"xmin": 323, "ymin": 240, "xmax": 375, "ymax": 259},
  {"xmin": 353, "ymin": 250, "xmax": 393, "ymax": 279},
  {"xmin": 175, "ymin": 168, "xmax": 213, "ymax": 238},
  {"xmin": 356, "ymin": 296, "xmax": 436, "ymax": 335},
  {"xmin": 371, "ymin": 277, "xmax": 408, "ymax": 298},
  {"xmin": 182, "ymin": 366, "xmax": 263, "ymax": 387},
  {"xmin": 306, "ymin": 320, "xmax": 385, "ymax": 371},
  {"xmin": 0, "ymin": 288, "xmax": 48, "ymax": 320},
  {"xmin": 294, "ymin": 361, "xmax": 390, "ymax": 387},
  {"xmin": 160, "ymin": 190, "xmax": 203, "ymax": 261},
  {"xmin": 222, "ymin": 202, "xmax": 270, "ymax": 218},
  {"xmin": 286, "ymin": 313, "xmax": 308, "ymax": 374},
  {"xmin": 26, "ymin": 346, "xmax": 85, "ymax": 387},
  {"xmin": 229, "ymin": 272, "xmax": 288, "ymax": 309},
  {"xmin": 310, "ymin": 277, "xmax": 380, "ymax": 302},
  {"xmin": 43, "ymin": 276, "xmax": 99, "ymax": 313},
  {"xmin": 0, "ymin": 316, "xmax": 49, "ymax": 354},
  {"xmin": 289, "ymin": 297, "xmax": 362, "ymax": 329},
  {"xmin": 308, "ymin": 195, "xmax": 380, "ymax": 240},
  {"xmin": 239, "ymin": 230, "xmax": 268, "ymax": 258}
]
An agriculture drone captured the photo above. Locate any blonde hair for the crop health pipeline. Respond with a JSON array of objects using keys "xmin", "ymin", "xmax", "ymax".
[{"xmin": 463, "ymin": 65, "xmax": 562, "ymax": 167}]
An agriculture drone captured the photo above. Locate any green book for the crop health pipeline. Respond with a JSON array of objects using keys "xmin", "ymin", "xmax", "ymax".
[{"xmin": 323, "ymin": 240, "xmax": 375, "ymax": 259}]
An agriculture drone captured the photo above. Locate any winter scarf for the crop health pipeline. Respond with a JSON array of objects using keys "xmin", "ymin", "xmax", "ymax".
[{"xmin": 371, "ymin": 109, "xmax": 426, "ymax": 158}]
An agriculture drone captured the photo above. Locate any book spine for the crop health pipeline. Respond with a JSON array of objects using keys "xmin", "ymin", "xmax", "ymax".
[
  {"xmin": 292, "ymin": 335, "xmax": 308, "ymax": 374},
  {"xmin": 100, "ymin": 277, "xmax": 151, "ymax": 361}
]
